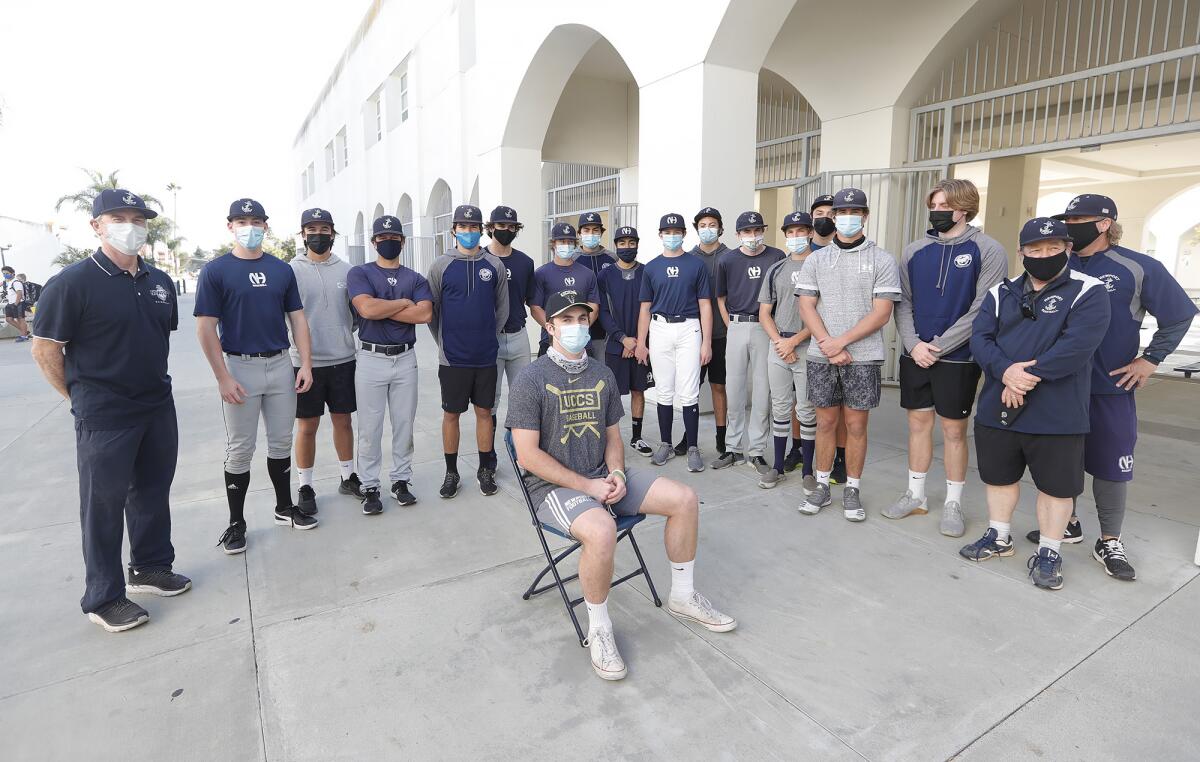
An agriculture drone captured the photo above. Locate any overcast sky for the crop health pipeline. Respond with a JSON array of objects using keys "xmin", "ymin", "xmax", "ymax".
[{"xmin": 0, "ymin": 0, "xmax": 365, "ymax": 251}]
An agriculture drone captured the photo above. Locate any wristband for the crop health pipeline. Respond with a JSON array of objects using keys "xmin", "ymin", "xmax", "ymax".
[{"xmin": 610, "ymin": 469, "xmax": 626, "ymax": 483}]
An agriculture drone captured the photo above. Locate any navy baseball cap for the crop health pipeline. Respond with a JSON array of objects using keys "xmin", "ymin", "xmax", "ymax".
[
  {"xmin": 452, "ymin": 204, "xmax": 482, "ymax": 224},
  {"xmin": 372, "ymin": 215, "xmax": 404, "ymax": 237},
  {"xmin": 92, "ymin": 188, "xmax": 158, "ymax": 219},
  {"xmin": 1019, "ymin": 217, "xmax": 1071, "ymax": 246},
  {"xmin": 300, "ymin": 208, "xmax": 334, "ymax": 230},
  {"xmin": 614, "ymin": 226, "xmax": 639, "ymax": 241},
  {"xmin": 693, "ymin": 207, "xmax": 723, "ymax": 225},
  {"xmin": 544, "ymin": 289, "xmax": 594, "ymax": 319},
  {"xmin": 781, "ymin": 211, "xmax": 813, "ymax": 231},
  {"xmin": 228, "ymin": 198, "xmax": 268, "ymax": 221},
  {"xmin": 735, "ymin": 211, "xmax": 765, "ymax": 232},
  {"xmin": 832, "ymin": 188, "xmax": 868, "ymax": 211},
  {"xmin": 658, "ymin": 212, "xmax": 687, "ymax": 231},
  {"xmin": 810, "ymin": 194, "xmax": 835, "ymax": 211},
  {"xmin": 1053, "ymin": 194, "xmax": 1118, "ymax": 221},
  {"xmin": 490, "ymin": 205, "xmax": 519, "ymax": 224},
  {"xmin": 577, "ymin": 211, "xmax": 604, "ymax": 229},
  {"xmin": 550, "ymin": 222, "xmax": 577, "ymax": 239}
]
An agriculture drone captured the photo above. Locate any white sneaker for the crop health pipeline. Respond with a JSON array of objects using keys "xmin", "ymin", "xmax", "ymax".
[
  {"xmin": 667, "ymin": 591, "xmax": 737, "ymax": 633},
  {"xmin": 586, "ymin": 626, "xmax": 627, "ymax": 680}
]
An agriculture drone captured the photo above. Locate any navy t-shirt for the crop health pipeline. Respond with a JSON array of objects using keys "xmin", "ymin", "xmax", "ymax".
[
  {"xmin": 493, "ymin": 247, "xmax": 536, "ymax": 333},
  {"xmin": 194, "ymin": 252, "xmax": 302, "ymax": 354},
  {"xmin": 33, "ymin": 251, "xmax": 178, "ymax": 429},
  {"xmin": 347, "ymin": 262, "xmax": 433, "ymax": 346},
  {"xmin": 532, "ymin": 261, "xmax": 600, "ymax": 341},
  {"xmin": 639, "ymin": 253, "xmax": 712, "ymax": 318},
  {"xmin": 717, "ymin": 245, "xmax": 786, "ymax": 315}
]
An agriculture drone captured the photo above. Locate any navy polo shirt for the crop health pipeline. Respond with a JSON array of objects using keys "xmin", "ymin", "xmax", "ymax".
[
  {"xmin": 33, "ymin": 251, "xmax": 178, "ymax": 429},
  {"xmin": 346, "ymin": 262, "xmax": 433, "ymax": 345},
  {"xmin": 492, "ymin": 247, "xmax": 536, "ymax": 333},
  {"xmin": 639, "ymin": 252, "xmax": 712, "ymax": 318},
  {"xmin": 193, "ymin": 252, "xmax": 302, "ymax": 354}
]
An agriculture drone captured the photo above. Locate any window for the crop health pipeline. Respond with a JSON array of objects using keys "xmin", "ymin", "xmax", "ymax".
[
  {"xmin": 336, "ymin": 127, "xmax": 348, "ymax": 169},
  {"xmin": 400, "ymin": 71, "xmax": 409, "ymax": 122},
  {"xmin": 306, "ymin": 162, "xmax": 316, "ymax": 196},
  {"xmin": 374, "ymin": 96, "xmax": 384, "ymax": 141},
  {"xmin": 300, "ymin": 171, "xmax": 307, "ymax": 199},
  {"xmin": 325, "ymin": 141, "xmax": 335, "ymax": 180}
]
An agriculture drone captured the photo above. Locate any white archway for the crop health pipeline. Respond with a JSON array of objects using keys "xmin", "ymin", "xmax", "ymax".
[
  {"xmin": 350, "ymin": 212, "xmax": 366, "ymax": 266},
  {"xmin": 1144, "ymin": 182, "xmax": 1200, "ymax": 286}
]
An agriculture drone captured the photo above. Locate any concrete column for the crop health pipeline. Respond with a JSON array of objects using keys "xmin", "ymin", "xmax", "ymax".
[{"xmin": 982, "ymin": 155, "xmax": 1041, "ymax": 275}]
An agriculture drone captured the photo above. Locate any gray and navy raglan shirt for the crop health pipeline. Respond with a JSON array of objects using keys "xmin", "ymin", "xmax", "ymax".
[{"xmin": 796, "ymin": 239, "xmax": 901, "ymax": 365}]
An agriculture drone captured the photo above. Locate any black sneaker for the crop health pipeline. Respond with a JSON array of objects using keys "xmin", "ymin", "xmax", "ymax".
[
  {"xmin": 630, "ymin": 437, "xmax": 655, "ymax": 456},
  {"xmin": 478, "ymin": 467, "xmax": 498, "ymax": 496},
  {"xmin": 673, "ymin": 437, "xmax": 688, "ymax": 457},
  {"xmin": 127, "ymin": 568, "xmax": 192, "ymax": 597},
  {"xmin": 361, "ymin": 487, "xmax": 383, "ymax": 515},
  {"xmin": 1093, "ymin": 537, "xmax": 1136, "ymax": 581},
  {"xmin": 440, "ymin": 472, "xmax": 461, "ymax": 499},
  {"xmin": 339, "ymin": 472, "xmax": 364, "ymax": 498},
  {"xmin": 391, "ymin": 480, "xmax": 417, "ymax": 506},
  {"xmin": 217, "ymin": 522, "xmax": 247, "ymax": 555},
  {"xmin": 830, "ymin": 454, "xmax": 847, "ymax": 485},
  {"xmin": 87, "ymin": 597, "xmax": 149, "ymax": 633},
  {"xmin": 274, "ymin": 505, "xmax": 319, "ymax": 530},
  {"xmin": 783, "ymin": 448, "xmax": 803, "ymax": 473},
  {"xmin": 297, "ymin": 485, "xmax": 318, "ymax": 516},
  {"xmin": 1028, "ymin": 547, "xmax": 1064, "ymax": 590},
  {"xmin": 1026, "ymin": 518, "xmax": 1084, "ymax": 545}
]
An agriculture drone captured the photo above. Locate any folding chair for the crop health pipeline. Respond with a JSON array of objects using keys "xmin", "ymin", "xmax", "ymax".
[{"xmin": 504, "ymin": 431, "xmax": 662, "ymax": 647}]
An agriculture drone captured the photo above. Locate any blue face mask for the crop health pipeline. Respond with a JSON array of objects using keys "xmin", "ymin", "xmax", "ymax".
[
  {"xmin": 556, "ymin": 323, "xmax": 590, "ymax": 354},
  {"xmin": 697, "ymin": 228, "xmax": 719, "ymax": 244},
  {"xmin": 554, "ymin": 243, "xmax": 578, "ymax": 260},
  {"xmin": 662, "ymin": 234, "xmax": 684, "ymax": 251},
  {"xmin": 835, "ymin": 214, "xmax": 864, "ymax": 237},
  {"xmin": 235, "ymin": 225, "xmax": 265, "ymax": 250},
  {"xmin": 580, "ymin": 233, "xmax": 601, "ymax": 249},
  {"xmin": 455, "ymin": 230, "xmax": 481, "ymax": 250},
  {"xmin": 785, "ymin": 236, "xmax": 809, "ymax": 253}
]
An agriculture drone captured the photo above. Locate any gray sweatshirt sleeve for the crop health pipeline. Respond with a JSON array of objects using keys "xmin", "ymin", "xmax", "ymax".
[
  {"xmin": 1143, "ymin": 316, "xmax": 1195, "ymax": 364},
  {"xmin": 932, "ymin": 232, "xmax": 1009, "ymax": 358},
  {"xmin": 895, "ymin": 241, "xmax": 920, "ymax": 354},
  {"xmin": 426, "ymin": 256, "xmax": 446, "ymax": 347}
]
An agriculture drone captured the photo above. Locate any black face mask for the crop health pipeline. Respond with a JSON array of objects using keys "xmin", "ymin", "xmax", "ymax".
[
  {"xmin": 928, "ymin": 211, "xmax": 958, "ymax": 234},
  {"xmin": 1023, "ymin": 250, "xmax": 1068, "ymax": 282},
  {"xmin": 375, "ymin": 239, "xmax": 403, "ymax": 260},
  {"xmin": 812, "ymin": 217, "xmax": 837, "ymax": 237},
  {"xmin": 491, "ymin": 228, "xmax": 517, "ymax": 246},
  {"xmin": 1066, "ymin": 221, "xmax": 1103, "ymax": 252},
  {"xmin": 305, "ymin": 233, "xmax": 333, "ymax": 255},
  {"xmin": 616, "ymin": 247, "xmax": 638, "ymax": 263}
]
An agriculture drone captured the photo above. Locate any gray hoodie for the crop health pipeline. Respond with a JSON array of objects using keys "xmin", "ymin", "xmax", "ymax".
[{"xmin": 290, "ymin": 254, "xmax": 356, "ymax": 367}]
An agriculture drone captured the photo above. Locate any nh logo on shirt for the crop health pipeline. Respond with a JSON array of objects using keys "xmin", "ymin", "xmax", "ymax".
[
  {"xmin": 564, "ymin": 277, "xmax": 576, "ymax": 287},
  {"xmin": 1041, "ymin": 295, "xmax": 1063, "ymax": 314},
  {"xmin": 790, "ymin": 270, "xmax": 803, "ymax": 288},
  {"xmin": 1100, "ymin": 273, "xmax": 1120, "ymax": 292},
  {"xmin": 249, "ymin": 272, "xmax": 268, "ymax": 288},
  {"xmin": 1118, "ymin": 455, "xmax": 1134, "ymax": 473},
  {"xmin": 387, "ymin": 277, "xmax": 398, "ymax": 286},
  {"xmin": 747, "ymin": 266, "xmax": 762, "ymax": 279},
  {"xmin": 666, "ymin": 266, "xmax": 680, "ymax": 278}
]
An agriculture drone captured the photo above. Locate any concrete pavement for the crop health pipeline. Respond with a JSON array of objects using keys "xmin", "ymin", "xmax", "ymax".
[{"xmin": 1, "ymin": 294, "xmax": 1198, "ymax": 761}]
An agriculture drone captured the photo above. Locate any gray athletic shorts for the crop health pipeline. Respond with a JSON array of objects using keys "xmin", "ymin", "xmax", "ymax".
[
  {"xmin": 536, "ymin": 467, "xmax": 659, "ymax": 538},
  {"xmin": 806, "ymin": 361, "xmax": 882, "ymax": 410}
]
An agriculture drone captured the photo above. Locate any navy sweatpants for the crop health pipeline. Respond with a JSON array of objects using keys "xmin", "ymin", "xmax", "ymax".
[{"xmin": 76, "ymin": 404, "xmax": 178, "ymax": 613}]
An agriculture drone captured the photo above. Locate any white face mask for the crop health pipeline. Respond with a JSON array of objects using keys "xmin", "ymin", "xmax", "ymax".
[
  {"xmin": 697, "ymin": 228, "xmax": 719, "ymax": 244},
  {"xmin": 739, "ymin": 235, "xmax": 763, "ymax": 251},
  {"xmin": 103, "ymin": 222, "xmax": 148, "ymax": 256},
  {"xmin": 785, "ymin": 236, "xmax": 808, "ymax": 253},
  {"xmin": 835, "ymin": 214, "xmax": 864, "ymax": 237}
]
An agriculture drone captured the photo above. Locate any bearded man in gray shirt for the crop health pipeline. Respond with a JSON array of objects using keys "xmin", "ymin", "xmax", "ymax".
[{"xmin": 507, "ymin": 290, "xmax": 736, "ymax": 682}]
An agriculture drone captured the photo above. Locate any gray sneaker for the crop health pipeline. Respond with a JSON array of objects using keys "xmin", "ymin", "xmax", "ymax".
[
  {"xmin": 882, "ymin": 490, "xmax": 928, "ymax": 520},
  {"xmin": 651, "ymin": 442, "xmax": 675, "ymax": 467},
  {"xmin": 686, "ymin": 446, "xmax": 705, "ymax": 472},
  {"xmin": 710, "ymin": 451, "xmax": 744, "ymax": 469},
  {"xmin": 940, "ymin": 500, "xmax": 966, "ymax": 537},
  {"xmin": 800, "ymin": 482, "xmax": 831, "ymax": 514},
  {"xmin": 843, "ymin": 487, "xmax": 866, "ymax": 522},
  {"xmin": 801, "ymin": 474, "xmax": 819, "ymax": 495},
  {"xmin": 758, "ymin": 469, "xmax": 783, "ymax": 489}
]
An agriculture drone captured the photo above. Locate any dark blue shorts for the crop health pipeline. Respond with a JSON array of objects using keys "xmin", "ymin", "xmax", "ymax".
[
  {"xmin": 605, "ymin": 354, "xmax": 654, "ymax": 395},
  {"xmin": 1084, "ymin": 393, "xmax": 1136, "ymax": 482}
]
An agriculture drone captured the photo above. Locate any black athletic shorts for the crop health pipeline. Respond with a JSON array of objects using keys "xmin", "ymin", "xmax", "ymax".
[
  {"xmin": 4, "ymin": 304, "xmax": 21, "ymax": 319},
  {"xmin": 605, "ymin": 353, "xmax": 654, "ymax": 395},
  {"xmin": 898, "ymin": 355, "xmax": 982, "ymax": 420},
  {"xmin": 700, "ymin": 335, "xmax": 727, "ymax": 386},
  {"xmin": 974, "ymin": 423, "xmax": 1085, "ymax": 499},
  {"xmin": 439, "ymin": 364, "xmax": 498, "ymax": 413},
  {"xmin": 295, "ymin": 360, "xmax": 357, "ymax": 418}
]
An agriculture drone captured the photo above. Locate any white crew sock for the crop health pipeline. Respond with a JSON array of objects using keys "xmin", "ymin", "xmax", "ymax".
[
  {"xmin": 338, "ymin": 460, "xmax": 355, "ymax": 480},
  {"xmin": 945, "ymin": 480, "xmax": 965, "ymax": 505},
  {"xmin": 846, "ymin": 476, "xmax": 861, "ymax": 489},
  {"xmin": 297, "ymin": 467, "xmax": 314, "ymax": 488},
  {"xmin": 816, "ymin": 469, "xmax": 831, "ymax": 486},
  {"xmin": 989, "ymin": 520, "xmax": 1011, "ymax": 542},
  {"xmin": 1039, "ymin": 536, "xmax": 1063, "ymax": 554},
  {"xmin": 670, "ymin": 559, "xmax": 695, "ymax": 601},
  {"xmin": 585, "ymin": 598, "xmax": 612, "ymax": 632},
  {"xmin": 908, "ymin": 470, "xmax": 927, "ymax": 501}
]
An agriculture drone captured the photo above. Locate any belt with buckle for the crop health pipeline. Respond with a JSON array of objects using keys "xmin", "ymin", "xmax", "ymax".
[
  {"xmin": 778, "ymin": 331, "xmax": 797, "ymax": 338},
  {"xmin": 729, "ymin": 313, "xmax": 759, "ymax": 323},
  {"xmin": 226, "ymin": 349, "xmax": 283, "ymax": 358},
  {"xmin": 652, "ymin": 314, "xmax": 688, "ymax": 323},
  {"xmin": 361, "ymin": 342, "xmax": 412, "ymax": 356}
]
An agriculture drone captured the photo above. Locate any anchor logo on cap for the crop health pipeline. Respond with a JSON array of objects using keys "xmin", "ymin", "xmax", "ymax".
[
  {"xmin": 311, "ymin": 210, "xmax": 322, "ymax": 218},
  {"xmin": 505, "ymin": 209, "xmax": 513, "ymax": 218},
  {"xmin": 843, "ymin": 190, "xmax": 857, "ymax": 202},
  {"xmin": 1039, "ymin": 221, "xmax": 1055, "ymax": 235},
  {"xmin": 382, "ymin": 218, "xmax": 393, "ymax": 229},
  {"xmin": 463, "ymin": 208, "xmax": 474, "ymax": 219},
  {"xmin": 1067, "ymin": 197, "xmax": 1081, "ymax": 210},
  {"xmin": 242, "ymin": 200, "xmax": 254, "ymax": 213},
  {"xmin": 748, "ymin": 213, "xmax": 758, "ymax": 223},
  {"xmin": 122, "ymin": 192, "xmax": 137, "ymax": 205}
]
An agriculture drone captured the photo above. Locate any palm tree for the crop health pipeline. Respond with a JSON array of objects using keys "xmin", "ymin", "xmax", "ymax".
[
  {"xmin": 53, "ymin": 245, "xmax": 92, "ymax": 269},
  {"xmin": 54, "ymin": 169, "xmax": 162, "ymax": 216}
]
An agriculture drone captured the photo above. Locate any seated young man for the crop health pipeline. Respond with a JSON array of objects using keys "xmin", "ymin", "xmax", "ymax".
[{"xmin": 507, "ymin": 289, "xmax": 737, "ymax": 681}]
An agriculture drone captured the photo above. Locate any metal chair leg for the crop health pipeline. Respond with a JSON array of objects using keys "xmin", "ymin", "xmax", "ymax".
[{"xmin": 625, "ymin": 529, "xmax": 662, "ymax": 607}]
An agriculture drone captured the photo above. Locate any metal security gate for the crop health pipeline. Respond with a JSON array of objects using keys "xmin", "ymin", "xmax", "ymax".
[
  {"xmin": 543, "ymin": 162, "xmax": 636, "ymax": 260},
  {"xmin": 794, "ymin": 167, "xmax": 948, "ymax": 380}
]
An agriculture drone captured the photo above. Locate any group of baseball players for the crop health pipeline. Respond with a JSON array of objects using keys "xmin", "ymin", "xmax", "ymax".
[{"xmin": 32, "ymin": 182, "xmax": 1197, "ymax": 683}]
